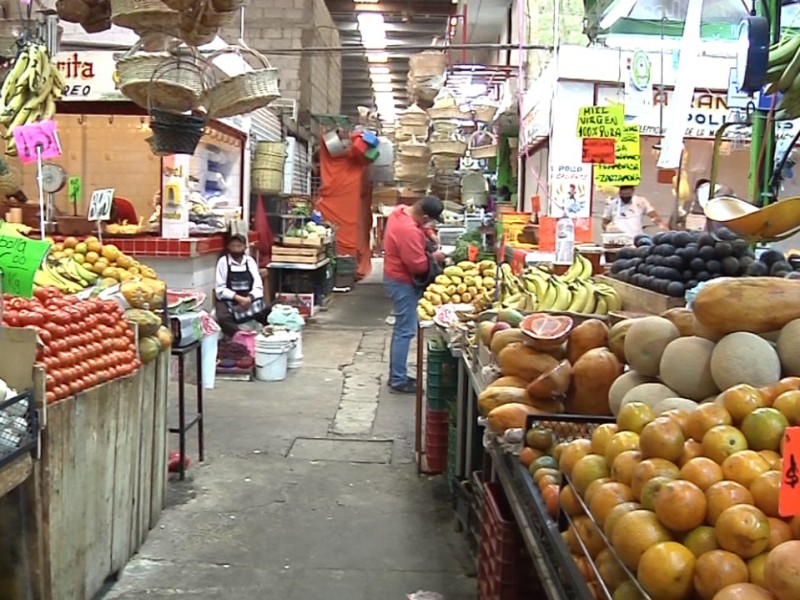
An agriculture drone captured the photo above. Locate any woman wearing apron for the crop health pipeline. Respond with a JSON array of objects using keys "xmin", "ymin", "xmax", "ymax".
[
  {"xmin": 602, "ymin": 185, "xmax": 667, "ymax": 237},
  {"xmin": 214, "ymin": 234, "xmax": 268, "ymax": 338}
]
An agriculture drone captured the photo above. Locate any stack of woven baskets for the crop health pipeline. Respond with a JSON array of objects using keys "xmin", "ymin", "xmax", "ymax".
[
  {"xmin": 395, "ymin": 104, "xmax": 429, "ymax": 142},
  {"xmin": 407, "ymin": 51, "xmax": 446, "ymax": 104},
  {"xmin": 251, "ymin": 141, "xmax": 286, "ymax": 194}
]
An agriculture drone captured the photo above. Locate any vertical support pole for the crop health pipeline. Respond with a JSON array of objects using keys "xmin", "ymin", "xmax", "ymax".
[
  {"xmin": 751, "ymin": 0, "xmax": 781, "ymax": 206},
  {"xmin": 461, "ymin": 5, "xmax": 468, "ymax": 65}
]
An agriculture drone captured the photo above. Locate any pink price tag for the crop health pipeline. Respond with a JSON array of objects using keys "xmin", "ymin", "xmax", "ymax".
[{"xmin": 13, "ymin": 120, "xmax": 62, "ymax": 164}]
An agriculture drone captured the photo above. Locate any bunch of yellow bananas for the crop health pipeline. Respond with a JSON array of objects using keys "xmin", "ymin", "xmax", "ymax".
[{"xmin": 0, "ymin": 43, "xmax": 65, "ymax": 156}]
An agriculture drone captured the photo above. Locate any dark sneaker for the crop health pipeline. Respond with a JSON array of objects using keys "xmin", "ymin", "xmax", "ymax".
[{"xmin": 390, "ymin": 381, "xmax": 418, "ymax": 394}]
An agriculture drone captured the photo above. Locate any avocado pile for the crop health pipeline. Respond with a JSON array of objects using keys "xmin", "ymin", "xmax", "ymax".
[{"xmin": 609, "ymin": 229, "xmax": 759, "ymax": 297}]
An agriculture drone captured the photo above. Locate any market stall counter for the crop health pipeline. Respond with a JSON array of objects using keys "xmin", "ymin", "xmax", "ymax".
[{"xmin": 0, "ymin": 324, "xmax": 170, "ymax": 600}]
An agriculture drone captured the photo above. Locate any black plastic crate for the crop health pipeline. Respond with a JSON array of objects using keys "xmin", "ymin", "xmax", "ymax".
[{"xmin": 0, "ymin": 390, "xmax": 38, "ymax": 469}]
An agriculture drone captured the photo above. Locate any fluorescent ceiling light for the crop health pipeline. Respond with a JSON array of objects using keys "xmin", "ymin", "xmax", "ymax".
[
  {"xmin": 371, "ymin": 73, "xmax": 392, "ymax": 83},
  {"xmin": 599, "ymin": 0, "xmax": 637, "ymax": 29},
  {"xmin": 358, "ymin": 12, "xmax": 386, "ymax": 49},
  {"xmin": 369, "ymin": 66, "xmax": 390, "ymax": 74},
  {"xmin": 362, "ymin": 35, "xmax": 386, "ymax": 50},
  {"xmin": 367, "ymin": 52, "xmax": 388, "ymax": 63},
  {"xmin": 358, "ymin": 12, "xmax": 384, "ymax": 30},
  {"xmin": 354, "ymin": 0, "xmax": 378, "ymax": 3},
  {"xmin": 372, "ymin": 82, "xmax": 393, "ymax": 92}
]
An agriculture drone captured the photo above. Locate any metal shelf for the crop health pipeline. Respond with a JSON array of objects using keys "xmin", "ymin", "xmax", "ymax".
[{"xmin": 490, "ymin": 444, "xmax": 595, "ymax": 600}]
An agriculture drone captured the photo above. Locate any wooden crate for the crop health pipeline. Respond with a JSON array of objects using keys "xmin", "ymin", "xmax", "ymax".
[
  {"xmin": 597, "ymin": 275, "xmax": 685, "ymax": 314},
  {"xmin": 32, "ymin": 351, "xmax": 169, "ymax": 600},
  {"xmin": 281, "ymin": 235, "xmax": 330, "ymax": 248},
  {"xmin": 272, "ymin": 245, "xmax": 325, "ymax": 264}
]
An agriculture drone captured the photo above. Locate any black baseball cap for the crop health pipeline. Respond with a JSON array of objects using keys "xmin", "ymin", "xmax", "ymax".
[{"xmin": 420, "ymin": 195, "xmax": 444, "ymax": 222}]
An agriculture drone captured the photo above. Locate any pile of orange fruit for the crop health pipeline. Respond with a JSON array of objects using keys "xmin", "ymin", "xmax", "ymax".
[
  {"xmin": 522, "ymin": 378, "xmax": 800, "ymax": 600},
  {"xmin": 48, "ymin": 236, "xmax": 158, "ymax": 284}
]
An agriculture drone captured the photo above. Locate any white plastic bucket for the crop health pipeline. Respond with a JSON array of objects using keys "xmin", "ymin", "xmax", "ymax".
[
  {"xmin": 201, "ymin": 331, "xmax": 220, "ymax": 389},
  {"xmin": 255, "ymin": 344, "xmax": 289, "ymax": 381},
  {"xmin": 288, "ymin": 332, "xmax": 303, "ymax": 369}
]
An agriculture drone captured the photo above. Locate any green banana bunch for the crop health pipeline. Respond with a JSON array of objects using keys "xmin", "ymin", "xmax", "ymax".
[
  {"xmin": 764, "ymin": 34, "xmax": 800, "ymax": 120},
  {"xmin": 0, "ymin": 43, "xmax": 65, "ymax": 156}
]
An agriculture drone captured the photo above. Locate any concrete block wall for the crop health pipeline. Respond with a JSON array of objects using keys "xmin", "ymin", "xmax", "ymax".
[{"xmin": 222, "ymin": 0, "xmax": 342, "ymax": 119}]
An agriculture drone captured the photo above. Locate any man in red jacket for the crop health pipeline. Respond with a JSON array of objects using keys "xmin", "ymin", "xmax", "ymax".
[{"xmin": 384, "ymin": 196, "xmax": 445, "ymax": 393}]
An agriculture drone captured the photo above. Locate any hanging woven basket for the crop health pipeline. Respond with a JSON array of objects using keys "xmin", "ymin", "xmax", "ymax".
[
  {"xmin": 429, "ymin": 133, "xmax": 467, "ymax": 157},
  {"xmin": 110, "ymin": 0, "xmax": 179, "ymax": 33},
  {"xmin": 206, "ymin": 46, "xmax": 281, "ymax": 119},
  {"xmin": 468, "ymin": 131, "xmax": 498, "ymax": 159},
  {"xmin": 252, "ymin": 168, "xmax": 284, "ymax": 193},
  {"xmin": 116, "ymin": 51, "xmax": 207, "ymax": 113}
]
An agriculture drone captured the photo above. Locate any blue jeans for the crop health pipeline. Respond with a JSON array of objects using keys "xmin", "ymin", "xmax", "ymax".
[{"xmin": 384, "ymin": 278, "xmax": 421, "ymax": 387}]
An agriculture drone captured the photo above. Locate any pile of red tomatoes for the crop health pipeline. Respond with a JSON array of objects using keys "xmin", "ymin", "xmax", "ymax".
[{"xmin": 1, "ymin": 287, "xmax": 141, "ymax": 404}]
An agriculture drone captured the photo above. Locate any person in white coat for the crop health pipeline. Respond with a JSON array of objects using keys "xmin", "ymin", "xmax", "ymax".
[{"xmin": 602, "ymin": 185, "xmax": 667, "ymax": 237}]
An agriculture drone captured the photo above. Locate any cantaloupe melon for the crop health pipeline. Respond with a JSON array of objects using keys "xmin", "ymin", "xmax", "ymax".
[
  {"xmin": 710, "ymin": 332, "xmax": 781, "ymax": 390},
  {"xmin": 620, "ymin": 383, "xmax": 678, "ymax": 412},
  {"xmin": 609, "ymin": 371, "xmax": 655, "ymax": 416},
  {"xmin": 652, "ymin": 398, "xmax": 699, "ymax": 415},
  {"xmin": 777, "ymin": 319, "xmax": 800, "ymax": 376},
  {"xmin": 659, "ymin": 337, "xmax": 719, "ymax": 401},
  {"xmin": 624, "ymin": 317, "xmax": 680, "ymax": 377}
]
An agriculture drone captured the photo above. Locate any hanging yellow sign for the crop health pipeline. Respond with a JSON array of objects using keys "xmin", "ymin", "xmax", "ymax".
[
  {"xmin": 594, "ymin": 125, "xmax": 641, "ymax": 186},
  {"xmin": 576, "ymin": 105, "xmax": 624, "ymax": 138}
]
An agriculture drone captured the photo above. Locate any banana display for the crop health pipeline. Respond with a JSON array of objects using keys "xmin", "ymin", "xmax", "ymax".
[
  {"xmin": 417, "ymin": 260, "xmax": 498, "ymax": 321},
  {"xmin": 764, "ymin": 34, "xmax": 800, "ymax": 120},
  {"xmin": 34, "ymin": 255, "xmax": 99, "ymax": 294},
  {"xmin": 0, "ymin": 43, "xmax": 65, "ymax": 156},
  {"xmin": 512, "ymin": 258, "xmax": 622, "ymax": 315}
]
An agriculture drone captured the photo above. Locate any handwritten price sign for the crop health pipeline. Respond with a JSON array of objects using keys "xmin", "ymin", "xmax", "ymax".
[
  {"xmin": 593, "ymin": 125, "xmax": 642, "ymax": 187},
  {"xmin": 780, "ymin": 426, "xmax": 800, "ymax": 517},
  {"xmin": 0, "ymin": 234, "xmax": 50, "ymax": 298},
  {"xmin": 12, "ymin": 120, "xmax": 62, "ymax": 164}
]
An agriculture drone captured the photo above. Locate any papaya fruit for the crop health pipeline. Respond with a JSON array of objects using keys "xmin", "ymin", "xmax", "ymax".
[
  {"xmin": 497, "ymin": 342, "xmax": 559, "ymax": 381},
  {"xmin": 566, "ymin": 319, "xmax": 609, "ymax": 364},
  {"xmin": 478, "ymin": 386, "xmax": 531, "ymax": 416},
  {"xmin": 487, "ymin": 403, "xmax": 552, "ymax": 433},
  {"xmin": 124, "ymin": 308, "xmax": 161, "ymax": 337},
  {"xmin": 490, "ymin": 329, "xmax": 527, "ymax": 357},
  {"xmin": 569, "ymin": 347, "xmax": 622, "ymax": 416},
  {"xmin": 693, "ymin": 277, "xmax": 800, "ymax": 335},
  {"xmin": 487, "ymin": 376, "xmax": 530, "ymax": 389}
]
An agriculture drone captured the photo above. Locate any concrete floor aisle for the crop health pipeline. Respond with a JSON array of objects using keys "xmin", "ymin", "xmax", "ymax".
[{"xmin": 102, "ymin": 272, "xmax": 477, "ymax": 599}]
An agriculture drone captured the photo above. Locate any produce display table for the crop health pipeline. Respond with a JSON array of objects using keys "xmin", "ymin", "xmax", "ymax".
[{"xmin": 34, "ymin": 351, "xmax": 170, "ymax": 600}]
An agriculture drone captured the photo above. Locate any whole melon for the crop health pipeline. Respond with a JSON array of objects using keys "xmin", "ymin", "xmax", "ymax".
[
  {"xmin": 566, "ymin": 319, "xmax": 609, "ymax": 364},
  {"xmin": 620, "ymin": 383, "xmax": 679, "ymax": 412},
  {"xmin": 490, "ymin": 329, "xmax": 527, "ymax": 357},
  {"xmin": 609, "ymin": 319, "xmax": 635, "ymax": 363},
  {"xmin": 624, "ymin": 316, "xmax": 680, "ymax": 377},
  {"xmin": 609, "ymin": 371, "xmax": 655, "ymax": 416},
  {"xmin": 124, "ymin": 308, "xmax": 162, "ymax": 337},
  {"xmin": 477, "ymin": 321, "xmax": 495, "ymax": 347},
  {"xmin": 497, "ymin": 342, "xmax": 559, "ymax": 381},
  {"xmin": 777, "ymin": 319, "xmax": 800, "ymax": 376},
  {"xmin": 710, "ymin": 332, "xmax": 781, "ymax": 390},
  {"xmin": 138, "ymin": 336, "xmax": 161, "ymax": 364},
  {"xmin": 652, "ymin": 398, "xmax": 700, "ymax": 415},
  {"xmin": 569, "ymin": 347, "xmax": 622, "ymax": 416},
  {"xmin": 660, "ymin": 337, "xmax": 720, "ymax": 401}
]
